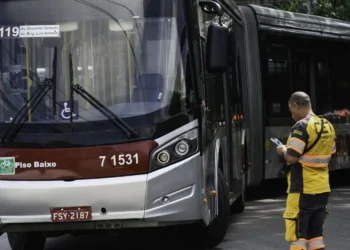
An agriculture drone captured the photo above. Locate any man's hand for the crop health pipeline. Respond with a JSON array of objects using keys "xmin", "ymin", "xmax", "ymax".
[
  {"xmin": 277, "ymin": 145, "xmax": 299, "ymax": 164},
  {"xmin": 277, "ymin": 145, "xmax": 287, "ymax": 156}
]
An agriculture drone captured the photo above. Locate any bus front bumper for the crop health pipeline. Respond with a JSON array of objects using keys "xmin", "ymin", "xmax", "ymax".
[{"xmin": 0, "ymin": 154, "xmax": 202, "ymax": 232}]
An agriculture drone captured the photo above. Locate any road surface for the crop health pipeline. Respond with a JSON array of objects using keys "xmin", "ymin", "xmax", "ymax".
[{"xmin": 1, "ymin": 171, "xmax": 349, "ymax": 249}]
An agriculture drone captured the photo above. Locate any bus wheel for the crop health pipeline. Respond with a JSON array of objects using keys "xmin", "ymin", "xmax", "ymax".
[
  {"xmin": 197, "ymin": 169, "xmax": 230, "ymax": 249},
  {"xmin": 7, "ymin": 232, "xmax": 46, "ymax": 250},
  {"xmin": 230, "ymin": 171, "xmax": 246, "ymax": 213}
]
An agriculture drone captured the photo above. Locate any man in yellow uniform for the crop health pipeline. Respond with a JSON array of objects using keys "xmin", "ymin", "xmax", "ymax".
[{"xmin": 276, "ymin": 91, "xmax": 336, "ymax": 250}]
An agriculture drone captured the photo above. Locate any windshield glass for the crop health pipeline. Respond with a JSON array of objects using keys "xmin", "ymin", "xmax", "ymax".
[{"xmin": 0, "ymin": 0, "xmax": 188, "ymax": 133}]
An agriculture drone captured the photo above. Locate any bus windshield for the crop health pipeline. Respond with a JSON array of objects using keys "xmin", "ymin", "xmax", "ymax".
[{"xmin": 0, "ymin": 0, "xmax": 188, "ymax": 146}]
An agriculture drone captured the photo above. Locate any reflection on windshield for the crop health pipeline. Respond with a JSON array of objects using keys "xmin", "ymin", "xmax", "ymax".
[{"xmin": 0, "ymin": 0, "xmax": 188, "ymax": 129}]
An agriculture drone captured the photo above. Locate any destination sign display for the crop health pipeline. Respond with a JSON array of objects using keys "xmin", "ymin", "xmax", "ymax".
[{"xmin": 0, "ymin": 25, "xmax": 60, "ymax": 39}]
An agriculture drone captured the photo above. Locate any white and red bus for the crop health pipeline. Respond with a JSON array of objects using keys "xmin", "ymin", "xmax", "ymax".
[{"xmin": 0, "ymin": 0, "xmax": 247, "ymax": 249}]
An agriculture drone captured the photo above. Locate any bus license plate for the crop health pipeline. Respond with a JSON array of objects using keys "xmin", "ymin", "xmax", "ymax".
[{"xmin": 51, "ymin": 207, "xmax": 92, "ymax": 222}]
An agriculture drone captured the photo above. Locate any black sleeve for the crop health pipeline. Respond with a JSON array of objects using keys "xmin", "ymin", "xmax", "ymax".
[{"xmin": 287, "ymin": 122, "xmax": 308, "ymax": 158}]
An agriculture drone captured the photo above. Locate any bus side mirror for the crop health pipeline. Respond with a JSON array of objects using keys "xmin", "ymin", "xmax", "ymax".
[
  {"xmin": 199, "ymin": 0, "xmax": 224, "ymax": 16},
  {"xmin": 206, "ymin": 23, "xmax": 229, "ymax": 74}
]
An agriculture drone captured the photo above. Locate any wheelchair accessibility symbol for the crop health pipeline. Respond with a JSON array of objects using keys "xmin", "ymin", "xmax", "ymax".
[{"xmin": 58, "ymin": 100, "xmax": 79, "ymax": 120}]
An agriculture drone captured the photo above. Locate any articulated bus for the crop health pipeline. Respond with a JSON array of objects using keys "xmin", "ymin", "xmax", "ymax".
[
  {"xmin": 233, "ymin": 3, "xmax": 350, "ymax": 184},
  {"xmin": 0, "ymin": 0, "xmax": 247, "ymax": 249},
  {"xmin": 1, "ymin": 0, "xmax": 350, "ymax": 249}
]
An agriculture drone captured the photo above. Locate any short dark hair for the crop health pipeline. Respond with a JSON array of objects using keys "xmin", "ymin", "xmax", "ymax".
[{"xmin": 289, "ymin": 91, "xmax": 311, "ymax": 108}]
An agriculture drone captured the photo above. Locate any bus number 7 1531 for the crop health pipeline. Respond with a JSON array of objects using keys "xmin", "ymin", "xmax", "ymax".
[{"xmin": 99, "ymin": 153, "xmax": 139, "ymax": 167}]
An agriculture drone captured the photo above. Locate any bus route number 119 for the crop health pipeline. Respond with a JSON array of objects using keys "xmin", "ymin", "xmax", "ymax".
[
  {"xmin": 0, "ymin": 26, "xmax": 20, "ymax": 38},
  {"xmin": 99, "ymin": 153, "xmax": 139, "ymax": 167}
]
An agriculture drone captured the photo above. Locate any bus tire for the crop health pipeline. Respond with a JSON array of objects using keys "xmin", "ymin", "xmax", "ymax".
[
  {"xmin": 7, "ymin": 232, "xmax": 46, "ymax": 250},
  {"xmin": 198, "ymin": 168, "xmax": 230, "ymax": 249}
]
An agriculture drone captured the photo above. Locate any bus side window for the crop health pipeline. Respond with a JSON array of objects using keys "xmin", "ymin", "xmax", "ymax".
[
  {"xmin": 329, "ymin": 42, "xmax": 350, "ymax": 112},
  {"xmin": 198, "ymin": 9, "xmax": 225, "ymax": 123},
  {"xmin": 263, "ymin": 43, "xmax": 291, "ymax": 119},
  {"xmin": 315, "ymin": 41, "xmax": 350, "ymax": 118},
  {"xmin": 228, "ymin": 30, "xmax": 242, "ymax": 119},
  {"xmin": 315, "ymin": 53, "xmax": 332, "ymax": 116}
]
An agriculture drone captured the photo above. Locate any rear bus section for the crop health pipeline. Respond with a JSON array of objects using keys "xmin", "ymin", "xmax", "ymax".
[{"xmin": 237, "ymin": 4, "xmax": 350, "ymax": 182}]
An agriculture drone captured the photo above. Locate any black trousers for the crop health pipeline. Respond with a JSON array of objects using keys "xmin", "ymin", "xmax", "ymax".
[{"xmin": 298, "ymin": 192, "xmax": 329, "ymax": 240}]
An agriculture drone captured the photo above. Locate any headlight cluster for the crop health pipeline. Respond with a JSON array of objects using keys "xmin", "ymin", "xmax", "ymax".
[{"xmin": 150, "ymin": 129, "xmax": 198, "ymax": 171}]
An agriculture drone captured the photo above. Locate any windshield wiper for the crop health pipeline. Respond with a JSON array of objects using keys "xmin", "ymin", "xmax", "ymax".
[
  {"xmin": 72, "ymin": 85, "xmax": 138, "ymax": 138},
  {"xmin": 0, "ymin": 47, "xmax": 58, "ymax": 145},
  {"xmin": 68, "ymin": 54, "xmax": 137, "ymax": 138}
]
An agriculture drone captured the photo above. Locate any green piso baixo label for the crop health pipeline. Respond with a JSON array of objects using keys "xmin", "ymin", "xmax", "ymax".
[{"xmin": 0, "ymin": 157, "xmax": 15, "ymax": 175}]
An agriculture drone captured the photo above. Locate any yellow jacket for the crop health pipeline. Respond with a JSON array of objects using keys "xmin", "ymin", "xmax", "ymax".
[{"xmin": 286, "ymin": 114, "xmax": 336, "ymax": 194}]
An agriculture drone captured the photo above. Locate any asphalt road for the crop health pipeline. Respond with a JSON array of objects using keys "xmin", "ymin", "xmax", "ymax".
[{"xmin": 1, "ymin": 170, "xmax": 349, "ymax": 250}]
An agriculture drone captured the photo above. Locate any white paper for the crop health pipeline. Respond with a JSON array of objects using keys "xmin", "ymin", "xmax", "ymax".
[{"xmin": 19, "ymin": 25, "xmax": 60, "ymax": 38}]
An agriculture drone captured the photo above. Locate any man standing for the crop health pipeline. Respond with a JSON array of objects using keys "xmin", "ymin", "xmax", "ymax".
[{"xmin": 276, "ymin": 91, "xmax": 336, "ymax": 250}]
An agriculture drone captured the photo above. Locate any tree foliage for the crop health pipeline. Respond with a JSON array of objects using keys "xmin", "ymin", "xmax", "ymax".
[
  {"xmin": 313, "ymin": 0, "xmax": 350, "ymax": 20},
  {"xmin": 274, "ymin": 0, "xmax": 350, "ymax": 21}
]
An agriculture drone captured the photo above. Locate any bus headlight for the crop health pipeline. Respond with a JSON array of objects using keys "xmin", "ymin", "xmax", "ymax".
[
  {"xmin": 157, "ymin": 150, "xmax": 170, "ymax": 165},
  {"xmin": 175, "ymin": 140, "xmax": 189, "ymax": 156},
  {"xmin": 151, "ymin": 128, "xmax": 198, "ymax": 171}
]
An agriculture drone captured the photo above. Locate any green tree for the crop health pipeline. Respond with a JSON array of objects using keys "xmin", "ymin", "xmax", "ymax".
[
  {"xmin": 277, "ymin": 0, "xmax": 308, "ymax": 13},
  {"xmin": 312, "ymin": 0, "xmax": 350, "ymax": 20},
  {"xmin": 274, "ymin": 0, "xmax": 350, "ymax": 21}
]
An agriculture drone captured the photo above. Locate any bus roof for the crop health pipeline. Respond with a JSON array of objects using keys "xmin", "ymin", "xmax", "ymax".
[{"xmin": 245, "ymin": 4, "xmax": 350, "ymax": 40}]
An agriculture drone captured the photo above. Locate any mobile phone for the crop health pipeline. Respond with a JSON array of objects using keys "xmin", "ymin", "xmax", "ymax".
[{"xmin": 270, "ymin": 138, "xmax": 283, "ymax": 146}]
